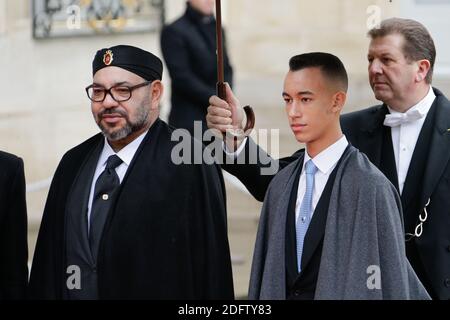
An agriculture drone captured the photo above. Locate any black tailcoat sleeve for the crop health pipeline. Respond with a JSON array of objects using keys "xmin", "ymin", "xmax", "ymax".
[{"xmin": 221, "ymin": 138, "xmax": 303, "ymax": 202}]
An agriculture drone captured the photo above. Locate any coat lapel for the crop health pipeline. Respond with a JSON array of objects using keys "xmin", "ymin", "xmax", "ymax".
[
  {"xmin": 254, "ymin": 154, "xmax": 304, "ymax": 299},
  {"xmin": 300, "ymin": 145, "xmax": 351, "ymax": 273},
  {"xmin": 419, "ymin": 89, "xmax": 450, "ymax": 209},
  {"xmin": 400, "ymin": 93, "xmax": 437, "ymax": 214},
  {"xmin": 285, "ymin": 157, "xmax": 304, "ymax": 281},
  {"xmin": 356, "ymin": 105, "xmax": 387, "ymax": 168},
  {"xmin": 300, "ymin": 198, "xmax": 327, "ymax": 273},
  {"xmin": 65, "ymin": 138, "xmax": 104, "ymax": 266}
]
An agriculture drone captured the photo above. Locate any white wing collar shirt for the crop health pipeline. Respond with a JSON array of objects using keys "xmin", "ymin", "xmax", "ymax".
[{"xmin": 384, "ymin": 86, "xmax": 436, "ymax": 194}]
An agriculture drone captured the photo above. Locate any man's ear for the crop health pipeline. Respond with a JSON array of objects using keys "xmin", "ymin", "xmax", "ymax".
[
  {"xmin": 331, "ymin": 91, "xmax": 346, "ymax": 114},
  {"xmin": 416, "ymin": 59, "xmax": 431, "ymax": 83},
  {"xmin": 150, "ymin": 80, "xmax": 164, "ymax": 109}
]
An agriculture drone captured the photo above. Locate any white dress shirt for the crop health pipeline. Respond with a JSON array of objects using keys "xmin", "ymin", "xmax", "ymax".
[
  {"xmin": 87, "ymin": 130, "xmax": 148, "ymax": 231},
  {"xmin": 387, "ymin": 86, "xmax": 435, "ymax": 194},
  {"xmin": 295, "ymin": 135, "xmax": 348, "ymax": 222}
]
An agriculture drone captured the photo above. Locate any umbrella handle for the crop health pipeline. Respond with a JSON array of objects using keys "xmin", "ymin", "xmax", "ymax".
[
  {"xmin": 243, "ymin": 105, "xmax": 255, "ymax": 133},
  {"xmin": 217, "ymin": 82, "xmax": 226, "ymax": 100},
  {"xmin": 217, "ymin": 82, "xmax": 255, "ymax": 135}
]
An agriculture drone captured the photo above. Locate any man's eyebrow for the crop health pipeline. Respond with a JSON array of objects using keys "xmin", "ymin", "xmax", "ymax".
[
  {"xmin": 114, "ymin": 81, "xmax": 132, "ymax": 86},
  {"xmin": 296, "ymin": 91, "xmax": 314, "ymax": 95},
  {"xmin": 282, "ymin": 91, "xmax": 314, "ymax": 96},
  {"xmin": 368, "ymin": 51, "xmax": 394, "ymax": 57},
  {"xmin": 92, "ymin": 81, "xmax": 131, "ymax": 87}
]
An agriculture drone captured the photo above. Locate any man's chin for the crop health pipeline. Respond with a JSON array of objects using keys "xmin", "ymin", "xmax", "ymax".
[
  {"xmin": 373, "ymin": 91, "xmax": 390, "ymax": 102},
  {"xmin": 293, "ymin": 132, "xmax": 308, "ymax": 144},
  {"xmin": 101, "ymin": 126, "xmax": 130, "ymax": 142}
]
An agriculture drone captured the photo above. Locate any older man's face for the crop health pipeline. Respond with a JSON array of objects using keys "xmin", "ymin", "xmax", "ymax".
[
  {"xmin": 91, "ymin": 66, "xmax": 152, "ymax": 142},
  {"xmin": 367, "ymin": 34, "xmax": 420, "ymax": 110}
]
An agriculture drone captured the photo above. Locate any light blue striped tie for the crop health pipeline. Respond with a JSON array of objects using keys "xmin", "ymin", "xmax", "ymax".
[{"xmin": 296, "ymin": 160, "xmax": 318, "ymax": 273}]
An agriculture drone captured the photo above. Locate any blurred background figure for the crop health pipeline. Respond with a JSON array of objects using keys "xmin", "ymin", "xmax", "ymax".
[{"xmin": 160, "ymin": 0, "xmax": 233, "ymax": 135}]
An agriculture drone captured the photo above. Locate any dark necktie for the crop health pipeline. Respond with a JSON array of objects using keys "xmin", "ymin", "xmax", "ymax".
[{"xmin": 89, "ymin": 154, "xmax": 123, "ymax": 261}]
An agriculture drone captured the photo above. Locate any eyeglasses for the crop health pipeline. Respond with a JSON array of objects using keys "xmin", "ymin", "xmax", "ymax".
[{"xmin": 85, "ymin": 81, "xmax": 152, "ymax": 102}]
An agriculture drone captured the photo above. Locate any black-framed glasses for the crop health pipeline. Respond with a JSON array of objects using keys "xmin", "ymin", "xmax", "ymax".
[{"xmin": 85, "ymin": 81, "xmax": 152, "ymax": 102}]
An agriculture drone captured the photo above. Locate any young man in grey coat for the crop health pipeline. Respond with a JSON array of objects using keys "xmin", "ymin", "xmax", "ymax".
[{"xmin": 211, "ymin": 52, "xmax": 429, "ymax": 299}]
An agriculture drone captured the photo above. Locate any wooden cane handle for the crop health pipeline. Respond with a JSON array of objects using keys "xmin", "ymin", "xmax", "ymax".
[
  {"xmin": 217, "ymin": 82, "xmax": 226, "ymax": 100},
  {"xmin": 243, "ymin": 105, "xmax": 255, "ymax": 133}
]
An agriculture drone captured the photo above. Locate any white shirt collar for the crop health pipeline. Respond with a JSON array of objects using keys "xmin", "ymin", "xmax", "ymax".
[
  {"xmin": 304, "ymin": 135, "xmax": 349, "ymax": 174},
  {"xmin": 387, "ymin": 85, "xmax": 435, "ymax": 117},
  {"xmin": 98, "ymin": 130, "xmax": 148, "ymax": 168}
]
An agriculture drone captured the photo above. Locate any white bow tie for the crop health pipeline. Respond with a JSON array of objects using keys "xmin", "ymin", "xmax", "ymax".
[{"xmin": 383, "ymin": 108, "xmax": 425, "ymax": 127}]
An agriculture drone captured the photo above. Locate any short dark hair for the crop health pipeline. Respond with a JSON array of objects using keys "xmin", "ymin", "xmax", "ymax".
[
  {"xmin": 368, "ymin": 18, "xmax": 436, "ymax": 84},
  {"xmin": 289, "ymin": 52, "xmax": 348, "ymax": 92}
]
